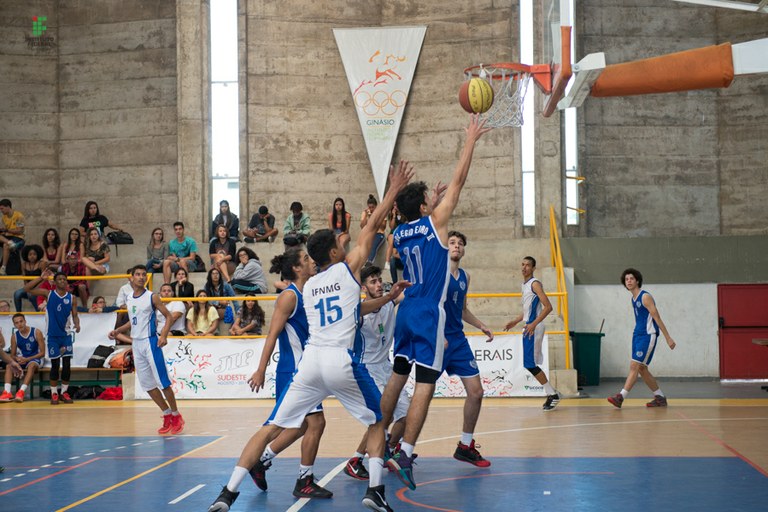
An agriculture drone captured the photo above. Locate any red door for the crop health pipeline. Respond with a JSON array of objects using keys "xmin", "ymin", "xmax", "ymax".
[{"xmin": 718, "ymin": 284, "xmax": 768, "ymax": 379}]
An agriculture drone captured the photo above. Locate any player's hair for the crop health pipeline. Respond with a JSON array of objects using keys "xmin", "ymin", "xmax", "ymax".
[
  {"xmin": 12, "ymin": 313, "xmax": 24, "ymax": 321},
  {"xmin": 131, "ymin": 265, "xmax": 148, "ymax": 275},
  {"xmin": 270, "ymin": 248, "xmax": 303, "ymax": 281},
  {"xmin": 621, "ymin": 268, "xmax": 643, "ymax": 288},
  {"xmin": 396, "ymin": 181, "xmax": 429, "ymax": 221},
  {"xmin": 307, "ymin": 229, "xmax": 337, "ymax": 267},
  {"xmin": 523, "ymin": 256, "xmax": 537, "ymax": 268},
  {"xmin": 448, "ymin": 230, "xmax": 467, "ymax": 246},
  {"xmin": 173, "ymin": 221, "xmax": 185, "ymax": 229},
  {"xmin": 53, "ymin": 271, "xmax": 68, "ymax": 281},
  {"xmin": 361, "ymin": 264, "xmax": 382, "ymax": 283}
]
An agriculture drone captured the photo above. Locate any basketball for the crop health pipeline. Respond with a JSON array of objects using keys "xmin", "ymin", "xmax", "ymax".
[{"xmin": 458, "ymin": 77, "xmax": 494, "ymax": 114}]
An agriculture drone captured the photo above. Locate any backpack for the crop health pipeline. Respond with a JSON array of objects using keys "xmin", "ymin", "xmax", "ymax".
[
  {"xmin": 87, "ymin": 345, "xmax": 115, "ymax": 368},
  {"xmin": 106, "ymin": 231, "xmax": 134, "ymax": 244}
]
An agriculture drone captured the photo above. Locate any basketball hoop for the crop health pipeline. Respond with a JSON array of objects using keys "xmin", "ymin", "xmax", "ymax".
[{"xmin": 463, "ymin": 63, "xmax": 536, "ymax": 127}]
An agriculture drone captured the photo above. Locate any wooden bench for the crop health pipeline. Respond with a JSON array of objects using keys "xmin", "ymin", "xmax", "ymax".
[{"xmin": 36, "ymin": 367, "xmax": 123, "ymax": 397}]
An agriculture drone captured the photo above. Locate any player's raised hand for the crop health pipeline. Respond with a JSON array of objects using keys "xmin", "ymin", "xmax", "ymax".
[
  {"xmin": 465, "ymin": 113, "xmax": 492, "ymax": 142},
  {"xmin": 388, "ymin": 159, "xmax": 415, "ymax": 195},
  {"xmin": 430, "ymin": 181, "xmax": 448, "ymax": 210},
  {"xmin": 388, "ymin": 279, "xmax": 412, "ymax": 302}
]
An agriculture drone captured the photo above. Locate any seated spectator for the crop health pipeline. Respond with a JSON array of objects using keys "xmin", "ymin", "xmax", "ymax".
[
  {"xmin": 146, "ymin": 227, "xmax": 168, "ymax": 274},
  {"xmin": 114, "ymin": 268, "xmax": 135, "ymax": 308},
  {"xmin": 0, "ymin": 198, "xmax": 26, "ymax": 276},
  {"xmin": 230, "ymin": 247, "xmax": 268, "ymax": 294},
  {"xmin": 58, "ymin": 228, "xmax": 84, "ymax": 266},
  {"xmin": 229, "ymin": 295, "xmax": 266, "ymax": 336},
  {"xmin": 328, "ymin": 196, "xmax": 352, "ymax": 250},
  {"xmin": 209, "ymin": 199, "xmax": 240, "ymax": 241},
  {"xmin": 209, "ymin": 224, "xmax": 237, "ymax": 282},
  {"xmin": 77, "ymin": 296, "xmax": 120, "ymax": 314},
  {"xmin": 42, "ymin": 228, "xmax": 62, "ymax": 271},
  {"xmin": 0, "ymin": 313, "xmax": 45, "ymax": 403},
  {"xmin": 0, "ymin": 300, "xmax": 10, "ymax": 313},
  {"xmin": 82, "ymin": 227, "xmax": 111, "ymax": 276},
  {"xmin": 360, "ymin": 194, "xmax": 387, "ymax": 263},
  {"xmin": 157, "ymin": 283, "xmax": 187, "ymax": 336},
  {"xmin": 204, "ymin": 267, "xmax": 237, "ymax": 320},
  {"xmin": 283, "ymin": 201, "xmax": 311, "ymax": 248},
  {"xmin": 243, "ymin": 205, "xmax": 278, "ymax": 243},
  {"xmin": 61, "ymin": 250, "xmax": 89, "ymax": 307},
  {"xmin": 171, "ymin": 267, "xmax": 195, "ymax": 304},
  {"xmin": 79, "ymin": 200, "xmax": 123, "ymax": 238},
  {"xmin": 13, "ymin": 245, "xmax": 44, "ymax": 312},
  {"xmin": 186, "ymin": 290, "xmax": 220, "ymax": 336},
  {"xmin": 162, "ymin": 221, "xmax": 199, "ymax": 284}
]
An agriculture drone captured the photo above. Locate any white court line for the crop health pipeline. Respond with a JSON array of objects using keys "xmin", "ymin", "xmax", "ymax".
[
  {"xmin": 0, "ymin": 478, "xmax": 11, "ymax": 482},
  {"xmin": 99, "ymin": 449, "xmax": 110, "ymax": 453},
  {"xmin": 69, "ymin": 456, "xmax": 80, "ymax": 460},
  {"xmin": 116, "ymin": 446, "xmax": 126, "ymax": 449},
  {"xmin": 41, "ymin": 464, "xmax": 51, "ymax": 468},
  {"xmin": 169, "ymin": 483, "xmax": 206, "ymax": 504},
  {"xmin": 131, "ymin": 443, "xmax": 142, "ymax": 446},
  {"xmin": 14, "ymin": 473, "xmax": 24, "ymax": 477},
  {"xmin": 85, "ymin": 452, "xmax": 95, "ymax": 456},
  {"xmin": 28, "ymin": 468, "xmax": 38, "ymax": 473},
  {"xmin": 285, "ymin": 461, "xmax": 347, "ymax": 512},
  {"xmin": 54, "ymin": 460, "xmax": 65, "ymax": 464}
]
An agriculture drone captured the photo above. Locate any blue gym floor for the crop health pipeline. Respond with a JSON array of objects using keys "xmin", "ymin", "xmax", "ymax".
[{"xmin": 2, "ymin": 435, "xmax": 767, "ymax": 511}]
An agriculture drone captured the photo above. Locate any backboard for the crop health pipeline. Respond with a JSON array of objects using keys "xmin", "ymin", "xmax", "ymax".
[{"xmin": 541, "ymin": 0, "xmax": 573, "ymax": 117}]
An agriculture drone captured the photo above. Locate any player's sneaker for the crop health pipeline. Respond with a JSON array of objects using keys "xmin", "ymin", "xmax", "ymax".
[
  {"xmin": 362, "ymin": 484, "xmax": 393, "ymax": 512},
  {"xmin": 50, "ymin": 392, "xmax": 59, "ymax": 405},
  {"xmin": 343, "ymin": 456, "xmax": 370, "ymax": 480},
  {"xmin": 208, "ymin": 485, "xmax": 239, "ymax": 512},
  {"xmin": 385, "ymin": 450, "xmax": 416, "ymax": 490},
  {"xmin": 158, "ymin": 414, "xmax": 173, "ymax": 434},
  {"xmin": 0, "ymin": 391, "xmax": 13, "ymax": 402},
  {"xmin": 543, "ymin": 393, "xmax": 560, "ymax": 411},
  {"xmin": 14, "ymin": 390, "xmax": 24, "ymax": 403},
  {"xmin": 170, "ymin": 413, "xmax": 185, "ymax": 434},
  {"xmin": 453, "ymin": 440, "xmax": 491, "ymax": 467},
  {"xmin": 249, "ymin": 459, "xmax": 271, "ymax": 491},
  {"xmin": 646, "ymin": 395, "xmax": 668, "ymax": 407},
  {"xmin": 607, "ymin": 393, "xmax": 624, "ymax": 409},
  {"xmin": 292, "ymin": 474, "xmax": 333, "ymax": 499},
  {"xmin": 60, "ymin": 392, "xmax": 74, "ymax": 404}
]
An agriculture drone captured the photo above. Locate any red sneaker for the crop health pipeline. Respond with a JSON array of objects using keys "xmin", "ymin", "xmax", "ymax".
[
  {"xmin": 14, "ymin": 390, "xmax": 25, "ymax": 403},
  {"xmin": 158, "ymin": 414, "xmax": 173, "ymax": 434},
  {"xmin": 50, "ymin": 392, "xmax": 59, "ymax": 405},
  {"xmin": 453, "ymin": 440, "xmax": 491, "ymax": 467},
  {"xmin": 60, "ymin": 392, "xmax": 74, "ymax": 404},
  {"xmin": 170, "ymin": 413, "xmax": 185, "ymax": 435},
  {"xmin": 646, "ymin": 395, "xmax": 668, "ymax": 407},
  {"xmin": 0, "ymin": 391, "xmax": 12, "ymax": 402},
  {"xmin": 607, "ymin": 393, "xmax": 624, "ymax": 409}
]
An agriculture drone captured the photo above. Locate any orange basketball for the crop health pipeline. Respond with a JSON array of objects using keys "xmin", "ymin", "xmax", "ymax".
[{"xmin": 459, "ymin": 77, "xmax": 494, "ymax": 114}]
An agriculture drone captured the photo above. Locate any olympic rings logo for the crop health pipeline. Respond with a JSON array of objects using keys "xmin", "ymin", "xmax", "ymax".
[{"xmin": 355, "ymin": 89, "xmax": 407, "ymax": 116}]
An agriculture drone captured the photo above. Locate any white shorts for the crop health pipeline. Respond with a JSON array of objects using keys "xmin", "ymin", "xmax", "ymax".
[
  {"xmin": 267, "ymin": 345, "xmax": 381, "ymax": 429},
  {"xmin": 366, "ymin": 361, "xmax": 410, "ymax": 422},
  {"xmin": 133, "ymin": 336, "xmax": 172, "ymax": 392}
]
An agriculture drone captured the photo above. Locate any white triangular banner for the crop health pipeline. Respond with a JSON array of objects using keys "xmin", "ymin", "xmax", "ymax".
[{"xmin": 334, "ymin": 26, "xmax": 427, "ymax": 200}]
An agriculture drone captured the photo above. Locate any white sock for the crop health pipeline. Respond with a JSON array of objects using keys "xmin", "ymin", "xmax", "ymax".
[
  {"xmin": 61, "ymin": 384, "xmax": 69, "ymax": 393},
  {"xmin": 353, "ymin": 451, "xmax": 365, "ymax": 459},
  {"xmin": 20, "ymin": 384, "xmax": 28, "ymax": 392},
  {"xmin": 298, "ymin": 464, "xmax": 312, "ymax": 479},
  {"xmin": 543, "ymin": 381, "xmax": 556, "ymax": 395},
  {"xmin": 460, "ymin": 432, "xmax": 473, "ymax": 446},
  {"xmin": 171, "ymin": 410, "xmax": 180, "ymax": 416},
  {"xmin": 620, "ymin": 389, "xmax": 629, "ymax": 398},
  {"xmin": 400, "ymin": 442, "xmax": 415, "ymax": 458},
  {"xmin": 226, "ymin": 466, "xmax": 249, "ymax": 493},
  {"xmin": 260, "ymin": 444, "xmax": 277, "ymax": 463},
  {"xmin": 369, "ymin": 457, "xmax": 384, "ymax": 487},
  {"xmin": 653, "ymin": 389, "xmax": 664, "ymax": 397},
  {"xmin": 162, "ymin": 408, "xmax": 172, "ymax": 415},
  {"xmin": 3, "ymin": 384, "xmax": 10, "ymax": 393}
]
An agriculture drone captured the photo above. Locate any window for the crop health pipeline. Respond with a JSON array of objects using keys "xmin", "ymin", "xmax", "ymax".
[{"xmin": 520, "ymin": 0, "xmax": 535, "ymax": 226}]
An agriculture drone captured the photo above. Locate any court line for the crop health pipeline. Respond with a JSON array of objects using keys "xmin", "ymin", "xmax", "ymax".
[
  {"xmin": 0, "ymin": 437, "xmax": 53, "ymax": 445},
  {"xmin": 169, "ymin": 483, "xmax": 206, "ymax": 504},
  {"xmin": 285, "ymin": 460, "xmax": 347, "ymax": 512},
  {"xmin": 0, "ymin": 458, "xmax": 100, "ymax": 496},
  {"xmin": 55, "ymin": 437, "xmax": 225, "ymax": 512}
]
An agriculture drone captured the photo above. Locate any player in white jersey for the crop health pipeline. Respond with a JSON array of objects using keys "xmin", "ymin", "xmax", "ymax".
[
  {"xmin": 608, "ymin": 268, "xmax": 676, "ymax": 409},
  {"xmin": 209, "ymin": 161, "xmax": 413, "ymax": 512},
  {"xmin": 343, "ymin": 264, "xmax": 410, "ymax": 481},
  {"xmin": 109, "ymin": 265, "xmax": 183, "ymax": 434},
  {"xmin": 504, "ymin": 256, "xmax": 558, "ymax": 411}
]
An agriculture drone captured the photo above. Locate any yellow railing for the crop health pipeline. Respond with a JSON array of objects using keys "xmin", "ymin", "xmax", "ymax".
[{"xmin": 549, "ymin": 205, "xmax": 572, "ymax": 369}]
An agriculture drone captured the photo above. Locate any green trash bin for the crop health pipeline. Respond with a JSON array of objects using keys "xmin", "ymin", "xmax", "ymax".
[{"xmin": 570, "ymin": 331, "xmax": 605, "ymax": 387}]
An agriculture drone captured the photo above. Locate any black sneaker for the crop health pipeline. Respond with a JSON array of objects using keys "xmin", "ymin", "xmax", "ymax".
[
  {"xmin": 454, "ymin": 440, "xmax": 491, "ymax": 467},
  {"xmin": 293, "ymin": 474, "xmax": 333, "ymax": 499},
  {"xmin": 362, "ymin": 484, "xmax": 393, "ymax": 512},
  {"xmin": 543, "ymin": 393, "xmax": 560, "ymax": 411},
  {"xmin": 607, "ymin": 393, "xmax": 624, "ymax": 409},
  {"xmin": 646, "ymin": 395, "xmax": 668, "ymax": 407},
  {"xmin": 208, "ymin": 485, "xmax": 239, "ymax": 512},
  {"xmin": 343, "ymin": 456, "xmax": 370, "ymax": 480},
  {"xmin": 249, "ymin": 459, "xmax": 271, "ymax": 491}
]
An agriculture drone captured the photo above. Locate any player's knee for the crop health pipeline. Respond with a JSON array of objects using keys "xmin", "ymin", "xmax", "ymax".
[
  {"xmin": 414, "ymin": 365, "xmax": 441, "ymax": 384},
  {"xmin": 307, "ymin": 411, "xmax": 326, "ymax": 432},
  {"xmin": 393, "ymin": 356, "xmax": 412, "ymax": 376},
  {"xmin": 527, "ymin": 366, "xmax": 542, "ymax": 377},
  {"xmin": 466, "ymin": 384, "xmax": 484, "ymax": 401}
]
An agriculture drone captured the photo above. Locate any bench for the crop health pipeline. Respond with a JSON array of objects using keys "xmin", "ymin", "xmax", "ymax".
[{"xmin": 37, "ymin": 367, "xmax": 123, "ymax": 397}]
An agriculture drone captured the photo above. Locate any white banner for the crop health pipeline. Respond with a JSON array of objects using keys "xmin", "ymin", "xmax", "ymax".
[{"xmin": 334, "ymin": 26, "xmax": 427, "ymax": 200}]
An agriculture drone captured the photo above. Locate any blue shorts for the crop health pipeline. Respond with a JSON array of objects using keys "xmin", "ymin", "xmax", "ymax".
[
  {"xmin": 21, "ymin": 359, "xmax": 42, "ymax": 369},
  {"xmin": 442, "ymin": 334, "xmax": 479, "ymax": 378},
  {"xmin": 632, "ymin": 333, "xmax": 658, "ymax": 365},
  {"xmin": 394, "ymin": 300, "xmax": 446, "ymax": 371},
  {"xmin": 47, "ymin": 335, "xmax": 74, "ymax": 359}
]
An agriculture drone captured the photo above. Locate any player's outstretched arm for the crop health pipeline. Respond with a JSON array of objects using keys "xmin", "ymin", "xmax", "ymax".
[
  {"xmin": 642, "ymin": 293, "xmax": 676, "ymax": 350},
  {"xmin": 504, "ymin": 314, "xmax": 524, "ymax": 331}
]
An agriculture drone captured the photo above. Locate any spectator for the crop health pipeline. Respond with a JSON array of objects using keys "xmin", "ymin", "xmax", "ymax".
[
  {"xmin": 162, "ymin": 221, "xmax": 199, "ymax": 284},
  {"xmin": 210, "ymin": 199, "xmax": 240, "ymax": 241},
  {"xmin": 360, "ymin": 194, "xmax": 387, "ymax": 264},
  {"xmin": 328, "ymin": 196, "xmax": 352, "ymax": 250},
  {"xmin": 0, "ymin": 198, "xmax": 26, "ymax": 276},
  {"xmin": 146, "ymin": 227, "xmax": 168, "ymax": 275},
  {"xmin": 243, "ymin": 205, "xmax": 278, "ymax": 243},
  {"xmin": 114, "ymin": 268, "xmax": 135, "ymax": 309},
  {"xmin": 186, "ymin": 290, "xmax": 220, "ymax": 336},
  {"xmin": 157, "ymin": 283, "xmax": 187, "ymax": 336},
  {"xmin": 79, "ymin": 200, "xmax": 123, "ymax": 238},
  {"xmin": 61, "ymin": 250, "xmax": 89, "ymax": 307},
  {"xmin": 58, "ymin": 228, "xmax": 84, "ymax": 266},
  {"xmin": 283, "ymin": 201, "xmax": 311, "ymax": 248},
  {"xmin": 0, "ymin": 300, "xmax": 10, "ymax": 312},
  {"xmin": 77, "ymin": 296, "xmax": 120, "ymax": 314},
  {"xmin": 209, "ymin": 224, "xmax": 237, "ymax": 282},
  {"xmin": 82, "ymin": 227, "xmax": 111, "ymax": 276},
  {"xmin": 229, "ymin": 295, "xmax": 265, "ymax": 336},
  {"xmin": 171, "ymin": 267, "xmax": 195, "ymax": 303},
  {"xmin": 204, "ymin": 267, "xmax": 237, "ymax": 320},
  {"xmin": 13, "ymin": 245, "xmax": 44, "ymax": 312},
  {"xmin": 42, "ymin": 228, "xmax": 62, "ymax": 271},
  {"xmin": 230, "ymin": 247, "xmax": 268, "ymax": 294}
]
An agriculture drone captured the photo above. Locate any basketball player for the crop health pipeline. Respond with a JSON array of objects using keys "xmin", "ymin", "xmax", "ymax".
[
  {"xmin": 380, "ymin": 114, "xmax": 491, "ymax": 490},
  {"xmin": 607, "ymin": 268, "xmax": 676, "ymax": 408},
  {"xmin": 46, "ymin": 272, "xmax": 81, "ymax": 405},
  {"xmin": 504, "ymin": 256, "xmax": 559, "ymax": 411},
  {"xmin": 109, "ymin": 265, "xmax": 183, "ymax": 434},
  {"xmin": 343, "ymin": 264, "xmax": 410, "ymax": 481},
  {"xmin": 208, "ymin": 160, "xmax": 412, "ymax": 512},
  {"xmin": 442, "ymin": 231, "xmax": 494, "ymax": 466},
  {"xmin": 246, "ymin": 248, "xmax": 333, "ymax": 499},
  {"xmin": 0, "ymin": 314, "xmax": 45, "ymax": 403}
]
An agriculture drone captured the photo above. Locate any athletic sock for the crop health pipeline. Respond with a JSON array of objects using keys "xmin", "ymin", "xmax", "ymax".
[
  {"xmin": 543, "ymin": 381, "xmax": 556, "ymax": 395},
  {"xmin": 369, "ymin": 457, "xmax": 384, "ymax": 487},
  {"xmin": 460, "ymin": 432, "xmax": 473, "ymax": 446},
  {"xmin": 620, "ymin": 389, "xmax": 629, "ymax": 398},
  {"xmin": 353, "ymin": 451, "xmax": 365, "ymax": 459},
  {"xmin": 61, "ymin": 384, "xmax": 69, "ymax": 393},
  {"xmin": 162, "ymin": 408, "xmax": 172, "ymax": 415},
  {"xmin": 171, "ymin": 410, "xmax": 180, "ymax": 416},
  {"xmin": 20, "ymin": 384, "xmax": 28, "ymax": 392},
  {"xmin": 260, "ymin": 445, "xmax": 277, "ymax": 463},
  {"xmin": 400, "ymin": 442, "xmax": 415, "ymax": 458},
  {"xmin": 226, "ymin": 466, "xmax": 249, "ymax": 493},
  {"xmin": 653, "ymin": 389, "xmax": 665, "ymax": 397},
  {"xmin": 298, "ymin": 464, "xmax": 312, "ymax": 479},
  {"xmin": 3, "ymin": 384, "xmax": 10, "ymax": 393}
]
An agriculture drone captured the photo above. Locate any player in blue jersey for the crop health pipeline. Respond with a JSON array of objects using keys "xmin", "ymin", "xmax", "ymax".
[
  {"xmin": 441, "ymin": 231, "xmax": 494, "ymax": 467},
  {"xmin": 504, "ymin": 256, "xmax": 558, "ymax": 411},
  {"xmin": 0, "ymin": 314, "xmax": 45, "ymax": 403},
  {"xmin": 608, "ymin": 268, "xmax": 676, "ymax": 408},
  {"xmin": 246, "ymin": 248, "xmax": 333, "ymax": 499},
  {"xmin": 45, "ymin": 272, "xmax": 81, "ymax": 405},
  {"xmin": 209, "ymin": 161, "xmax": 412, "ymax": 512},
  {"xmin": 381, "ymin": 114, "xmax": 491, "ymax": 490}
]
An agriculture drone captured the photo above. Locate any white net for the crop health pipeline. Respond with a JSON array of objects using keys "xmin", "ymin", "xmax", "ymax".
[{"xmin": 481, "ymin": 72, "xmax": 532, "ymax": 128}]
